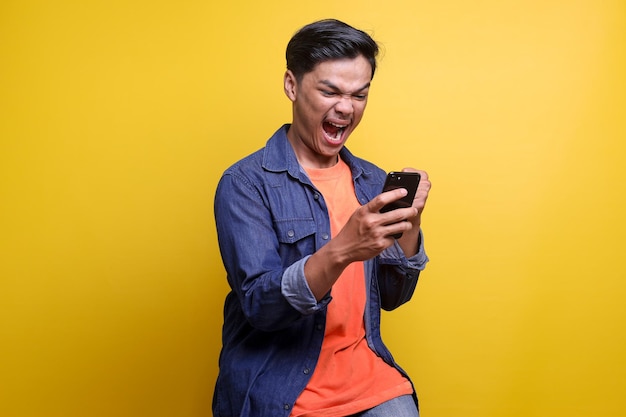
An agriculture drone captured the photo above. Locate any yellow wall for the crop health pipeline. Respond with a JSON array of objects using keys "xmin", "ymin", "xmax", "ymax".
[{"xmin": 1, "ymin": 1, "xmax": 624, "ymax": 416}]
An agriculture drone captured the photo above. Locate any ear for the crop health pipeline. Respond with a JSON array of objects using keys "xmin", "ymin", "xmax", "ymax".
[{"xmin": 284, "ymin": 70, "xmax": 297, "ymax": 102}]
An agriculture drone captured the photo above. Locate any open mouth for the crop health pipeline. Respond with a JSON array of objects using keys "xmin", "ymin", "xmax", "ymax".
[{"xmin": 323, "ymin": 121, "xmax": 348, "ymax": 143}]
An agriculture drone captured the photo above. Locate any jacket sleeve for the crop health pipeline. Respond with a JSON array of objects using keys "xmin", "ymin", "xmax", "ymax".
[
  {"xmin": 214, "ymin": 171, "xmax": 328, "ymax": 332},
  {"xmin": 376, "ymin": 230, "xmax": 429, "ymax": 310}
]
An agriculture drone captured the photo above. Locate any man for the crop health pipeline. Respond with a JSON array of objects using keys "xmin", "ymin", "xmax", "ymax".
[{"xmin": 213, "ymin": 19, "xmax": 431, "ymax": 417}]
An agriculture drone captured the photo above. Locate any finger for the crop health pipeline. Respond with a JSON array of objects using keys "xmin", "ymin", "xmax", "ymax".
[
  {"xmin": 384, "ymin": 216, "xmax": 415, "ymax": 238},
  {"xmin": 399, "ymin": 167, "xmax": 427, "ymax": 177},
  {"xmin": 367, "ymin": 187, "xmax": 408, "ymax": 213},
  {"xmin": 416, "ymin": 178, "xmax": 431, "ymax": 195},
  {"xmin": 380, "ymin": 206, "xmax": 418, "ymax": 224}
]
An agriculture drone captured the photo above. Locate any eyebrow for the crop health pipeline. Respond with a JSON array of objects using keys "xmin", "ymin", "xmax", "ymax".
[{"xmin": 319, "ymin": 79, "xmax": 371, "ymax": 94}]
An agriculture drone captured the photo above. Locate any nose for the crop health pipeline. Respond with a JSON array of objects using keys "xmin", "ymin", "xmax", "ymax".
[{"xmin": 335, "ymin": 95, "xmax": 354, "ymax": 116}]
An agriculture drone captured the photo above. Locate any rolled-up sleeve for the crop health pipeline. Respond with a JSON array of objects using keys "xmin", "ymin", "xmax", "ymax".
[
  {"xmin": 379, "ymin": 230, "xmax": 429, "ymax": 270},
  {"xmin": 281, "ymin": 255, "xmax": 332, "ymax": 315}
]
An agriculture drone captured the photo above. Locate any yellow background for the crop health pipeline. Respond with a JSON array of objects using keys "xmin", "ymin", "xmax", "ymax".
[{"xmin": 1, "ymin": 1, "xmax": 625, "ymax": 416}]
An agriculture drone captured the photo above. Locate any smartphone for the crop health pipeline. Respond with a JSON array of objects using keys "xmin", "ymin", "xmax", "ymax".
[{"xmin": 380, "ymin": 171, "xmax": 421, "ymax": 238}]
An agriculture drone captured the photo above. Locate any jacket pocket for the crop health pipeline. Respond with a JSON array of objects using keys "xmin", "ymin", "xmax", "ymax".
[
  {"xmin": 274, "ymin": 218, "xmax": 317, "ymax": 268},
  {"xmin": 274, "ymin": 218, "xmax": 316, "ymax": 244}
]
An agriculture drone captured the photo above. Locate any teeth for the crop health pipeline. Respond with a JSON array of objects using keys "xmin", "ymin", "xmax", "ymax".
[{"xmin": 324, "ymin": 121, "xmax": 348, "ymax": 142}]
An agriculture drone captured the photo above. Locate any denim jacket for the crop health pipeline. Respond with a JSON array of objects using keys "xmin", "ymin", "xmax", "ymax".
[{"xmin": 213, "ymin": 125, "xmax": 429, "ymax": 417}]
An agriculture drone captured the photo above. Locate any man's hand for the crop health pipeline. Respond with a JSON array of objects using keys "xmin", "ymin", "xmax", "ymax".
[
  {"xmin": 303, "ymin": 172, "xmax": 430, "ymax": 300},
  {"xmin": 333, "ymin": 187, "xmax": 418, "ymax": 263}
]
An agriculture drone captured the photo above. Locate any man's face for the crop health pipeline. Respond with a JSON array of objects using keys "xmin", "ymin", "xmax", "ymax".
[{"xmin": 284, "ymin": 55, "xmax": 372, "ymax": 169}]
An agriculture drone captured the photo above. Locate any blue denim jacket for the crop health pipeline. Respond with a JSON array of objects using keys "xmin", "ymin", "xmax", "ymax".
[{"xmin": 213, "ymin": 125, "xmax": 429, "ymax": 417}]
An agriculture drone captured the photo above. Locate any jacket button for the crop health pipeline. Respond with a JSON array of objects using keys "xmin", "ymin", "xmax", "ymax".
[
  {"xmin": 283, "ymin": 404, "xmax": 291, "ymax": 410},
  {"xmin": 314, "ymin": 193, "xmax": 320, "ymax": 200},
  {"xmin": 321, "ymin": 233, "xmax": 329, "ymax": 240},
  {"xmin": 287, "ymin": 230, "xmax": 295, "ymax": 237},
  {"xmin": 303, "ymin": 368, "xmax": 311, "ymax": 374}
]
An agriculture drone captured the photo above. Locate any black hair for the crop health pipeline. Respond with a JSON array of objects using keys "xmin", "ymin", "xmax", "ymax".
[{"xmin": 286, "ymin": 19, "xmax": 379, "ymax": 82}]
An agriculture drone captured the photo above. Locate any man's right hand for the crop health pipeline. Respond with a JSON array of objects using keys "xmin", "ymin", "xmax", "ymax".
[{"xmin": 303, "ymin": 187, "xmax": 418, "ymax": 300}]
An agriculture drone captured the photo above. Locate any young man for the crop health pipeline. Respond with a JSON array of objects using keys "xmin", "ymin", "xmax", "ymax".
[{"xmin": 213, "ymin": 19, "xmax": 431, "ymax": 417}]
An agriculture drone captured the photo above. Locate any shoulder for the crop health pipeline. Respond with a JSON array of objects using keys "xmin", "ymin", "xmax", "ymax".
[
  {"xmin": 223, "ymin": 147, "xmax": 264, "ymax": 177},
  {"xmin": 216, "ymin": 148, "xmax": 267, "ymax": 201},
  {"xmin": 220, "ymin": 125, "xmax": 293, "ymax": 185}
]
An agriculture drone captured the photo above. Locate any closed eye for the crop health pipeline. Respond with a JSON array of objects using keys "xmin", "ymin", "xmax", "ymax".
[
  {"xmin": 318, "ymin": 79, "xmax": 371, "ymax": 100},
  {"xmin": 320, "ymin": 90, "xmax": 368, "ymax": 100}
]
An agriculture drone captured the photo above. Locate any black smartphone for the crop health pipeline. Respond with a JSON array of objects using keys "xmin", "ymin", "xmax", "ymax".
[{"xmin": 380, "ymin": 171, "xmax": 421, "ymax": 238}]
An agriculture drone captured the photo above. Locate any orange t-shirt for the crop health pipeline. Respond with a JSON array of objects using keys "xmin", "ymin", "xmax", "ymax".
[{"xmin": 292, "ymin": 159, "xmax": 412, "ymax": 417}]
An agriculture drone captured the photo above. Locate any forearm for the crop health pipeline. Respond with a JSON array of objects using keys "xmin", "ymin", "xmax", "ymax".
[
  {"xmin": 303, "ymin": 239, "xmax": 352, "ymax": 301},
  {"xmin": 396, "ymin": 221, "xmax": 421, "ymax": 258}
]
